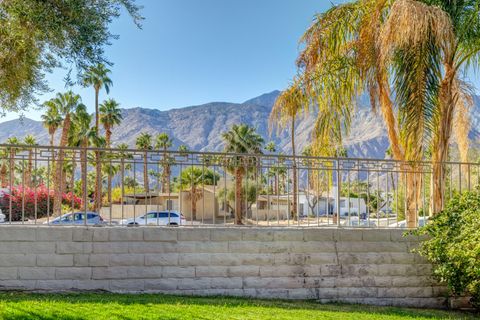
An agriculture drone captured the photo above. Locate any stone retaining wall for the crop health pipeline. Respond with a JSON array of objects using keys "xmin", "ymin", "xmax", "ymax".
[{"xmin": 0, "ymin": 226, "xmax": 446, "ymax": 308}]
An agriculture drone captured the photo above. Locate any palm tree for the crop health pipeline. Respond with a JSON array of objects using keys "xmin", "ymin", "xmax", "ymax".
[
  {"xmin": 0, "ymin": 149, "xmax": 8, "ymax": 187},
  {"xmin": 265, "ymin": 142, "xmax": 276, "ymax": 154},
  {"xmin": 155, "ymin": 133, "xmax": 173, "ymax": 193},
  {"xmin": 178, "ymin": 144, "xmax": 189, "ymax": 154},
  {"xmin": 69, "ymin": 105, "xmax": 94, "ymax": 209},
  {"xmin": 295, "ymin": 0, "xmax": 479, "ymax": 226},
  {"xmin": 264, "ymin": 142, "xmax": 277, "ymax": 193},
  {"xmin": 136, "ymin": 133, "xmax": 153, "ymax": 194},
  {"xmin": 178, "ymin": 166, "xmax": 219, "ymax": 221},
  {"xmin": 89, "ymin": 132, "xmax": 107, "ymax": 211},
  {"xmin": 222, "ymin": 124, "xmax": 264, "ymax": 225},
  {"xmin": 82, "ymin": 64, "xmax": 112, "ymax": 134},
  {"xmin": 23, "ymin": 135, "xmax": 37, "ymax": 188},
  {"xmin": 47, "ymin": 91, "xmax": 84, "ymax": 215},
  {"xmin": 41, "ymin": 104, "xmax": 62, "ymax": 148},
  {"xmin": 83, "ymin": 64, "xmax": 112, "ymax": 212},
  {"xmin": 5, "ymin": 137, "xmax": 20, "ymax": 189},
  {"xmin": 116, "ymin": 143, "xmax": 132, "ymax": 202},
  {"xmin": 270, "ymin": 81, "xmax": 305, "ymax": 220},
  {"xmin": 99, "ymin": 98, "xmax": 122, "ymax": 147},
  {"xmin": 100, "ymin": 98, "xmax": 123, "ymax": 204}
]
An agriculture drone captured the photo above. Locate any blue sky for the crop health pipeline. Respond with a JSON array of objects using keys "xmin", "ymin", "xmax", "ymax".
[
  {"xmin": 6, "ymin": 0, "xmax": 338, "ymax": 122},
  {"xmin": 7, "ymin": 0, "xmax": 480, "ymax": 122}
]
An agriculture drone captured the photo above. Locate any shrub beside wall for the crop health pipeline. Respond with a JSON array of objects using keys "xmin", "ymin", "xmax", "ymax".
[{"xmin": 415, "ymin": 189, "xmax": 480, "ymax": 308}]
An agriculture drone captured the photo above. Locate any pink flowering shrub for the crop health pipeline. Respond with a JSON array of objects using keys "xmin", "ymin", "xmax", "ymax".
[{"xmin": 0, "ymin": 185, "xmax": 82, "ymax": 221}]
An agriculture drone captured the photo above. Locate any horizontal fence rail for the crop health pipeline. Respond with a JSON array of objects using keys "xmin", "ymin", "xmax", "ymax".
[{"xmin": 0, "ymin": 144, "xmax": 476, "ymax": 228}]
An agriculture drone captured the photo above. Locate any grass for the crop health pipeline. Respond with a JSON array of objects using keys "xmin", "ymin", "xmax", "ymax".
[{"xmin": 0, "ymin": 293, "xmax": 477, "ymax": 320}]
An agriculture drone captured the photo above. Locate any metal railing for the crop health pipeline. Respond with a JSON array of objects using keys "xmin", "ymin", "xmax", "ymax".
[{"xmin": 0, "ymin": 144, "xmax": 476, "ymax": 228}]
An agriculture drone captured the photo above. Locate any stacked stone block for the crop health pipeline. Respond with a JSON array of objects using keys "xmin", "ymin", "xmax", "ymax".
[{"xmin": 0, "ymin": 226, "xmax": 446, "ymax": 307}]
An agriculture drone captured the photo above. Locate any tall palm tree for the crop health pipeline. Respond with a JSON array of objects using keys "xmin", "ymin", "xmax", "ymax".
[
  {"xmin": 82, "ymin": 64, "xmax": 112, "ymax": 134},
  {"xmin": 41, "ymin": 104, "xmax": 62, "ymax": 148},
  {"xmin": 264, "ymin": 142, "xmax": 277, "ymax": 193},
  {"xmin": 270, "ymin": 81, "xmax": 305, "ymax": 220},
  {"xmin": 100, "ymin": 98, "xmax": 123, "ymax": 204},
  {"xmin": 47, "ymin": 91, "xmax": 84, "ymax": 215},
  {"xmin": 222, "ymin": 124, "xmax": 264, "ymax": 225},
  {"xmin": 136, "ymin": 133, "xmax": 153, "ymax": 194},
  {"xmin": 295, "ymin": 0, "xmax": 479, "ymax": 226},
  {"xmin": 89, "ymin": 132, "xmax": 107, "ymax": 211},
  {"xmin": 155, "ymin": 133, "xmax": 173, "ymax": 193},
  {"xmin": 99, "ymin": 98, "xmax": 122, "ymax": 147},
  {"xmin": 83, "ymin": 64, "xmax": 112, "ymax": 212},
  {"xmin": 5, "ymin": 137, "xmax": 20, "ymax": 188},
  {"xmin": 23, "ymin": 135, "xmax": 37, "ymax": 188},
  {"xmin": 116, "ymin": 143, "xmax": 133, "ymax": 194},
  {"xmin": 69, "ymin": 105, "xmax": 94, "ymax": 209}
]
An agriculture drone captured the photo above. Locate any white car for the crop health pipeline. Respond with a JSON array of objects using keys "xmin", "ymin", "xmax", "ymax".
[
  {"xmin": 389, "ymin": 216, "xmax": 429, "ymax": 228},
  {"xmin": 343, "ymin": 216, "xmax": 377, "ymax": 227},
  {"xmin": 120, "ymin": 211, "xmax": 186, "ymax": 226}
]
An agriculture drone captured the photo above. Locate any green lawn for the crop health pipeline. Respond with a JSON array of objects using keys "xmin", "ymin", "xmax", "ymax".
[{"xmin": 0, "ymin": 293, "xmax": 477, "ymax": 320}]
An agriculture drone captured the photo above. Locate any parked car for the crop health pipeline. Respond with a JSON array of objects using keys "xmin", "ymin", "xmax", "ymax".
[
  {"xmin": 44, "ymin": 212, "xmax": 105, "ymax": 225},
  {"xmin": 389, "ymin": 216, "xmax": 429, "ymax": 228},
  {"xmin": 0, "ymin": 210, "xmax": 5, "ymax": 223},
  {"xmin": 343, "ymin": 216, "xmax": 377, "ymax": 227},
  {"xmin": 120, "ymin": 211, "xmax": 186, "ymax": 226}
]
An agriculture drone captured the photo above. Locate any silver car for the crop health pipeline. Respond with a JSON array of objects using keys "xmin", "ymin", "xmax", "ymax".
[{"xmin": 44, "ymin": 212, "xmax": 105, "ymax": 225}]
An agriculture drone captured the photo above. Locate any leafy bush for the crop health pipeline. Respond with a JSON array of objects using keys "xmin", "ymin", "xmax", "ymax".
[
  {"xmin": 415, "ymin": 189, "xmax": 480, "ymax": 308},
  {"xmin": 0, "ymin": 185, "xmax": 82, "ymax": 221},
  {"xmin": 109, "ymin": 186, "xmax": 145, "ymax": 204}
]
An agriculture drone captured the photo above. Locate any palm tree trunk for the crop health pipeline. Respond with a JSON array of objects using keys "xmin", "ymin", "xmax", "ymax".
[
  {"xmin": 162, "ymin": 151, "xmax": 170, "ymax": 193},
  {"xmin": 94, "ymin": 87, "xmax": 102, "ymax": 212},
  {"xmin": 378, "ymin": 72, "xmax": 404, "ymax": 161},
  {"xmin": 26, "ymin": 151, "xmax": 33, "ymax": 188},
  {"xmin": 274, "ymin": 174, "xmax": 278, "ymax": 194},
  {"xmin": 291, "ymin": 118, "xmax": 298, "ymax": 221},
  {"xmin": 95, "ymin": 88, "xmax": 100, "ymax": 134},
  {"xmin": 378, "ymin": 71, "xmax": 422, "ymax": 226},
  {"xmin": 0, "ymin": 163, "xmax": 7, "ymax": 187},
  {"xmin": 50, "ymin": 132, "xmax": 55, "ymax": 189},
  {"xmin": 143, "ymin": 151, "xmax": 149, "ymax": 194},
  {"xmin": 191, "ymin": 187, "xmax": 197, "ymax": 221},
  {"xmin": 405, "ymin": 167, "xmax": 422, "ymax": 228},
  {"xmin": 80, "ymin": 141, "xmax": 87, "ymax": 210},
  {"xmin": 235, "ymin": 168, "xmax": 243, "ymax": 225},
  {"xmin": 53, "ymin": 115, "xmax": 71, "ymax": 215},
  {"xmin": 106, "ymin": 128, "xmax": 112, "ymax": 206},
  {"xmin": 431, "ymin": 64, "xmax": 455, "ymax": 215},
  {"xmin": 94, "ymin": 150, "xmax": 102, "ymax": 212}
]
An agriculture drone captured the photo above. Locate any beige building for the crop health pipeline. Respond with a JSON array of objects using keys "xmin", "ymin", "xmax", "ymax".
[{"xmin": 102, "ymin": 186, "xmax": 222, "ymax": 221}]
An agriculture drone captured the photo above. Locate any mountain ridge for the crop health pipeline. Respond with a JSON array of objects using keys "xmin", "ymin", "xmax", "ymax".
[{"xmin": 0, "ymin": 90, "xmax": 478, "ymax": 160}]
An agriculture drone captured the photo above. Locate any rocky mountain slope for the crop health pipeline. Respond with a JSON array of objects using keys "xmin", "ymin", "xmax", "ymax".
[{"xmin": 0, "ymin": 91, "xmax": 478, "ymax": 159}]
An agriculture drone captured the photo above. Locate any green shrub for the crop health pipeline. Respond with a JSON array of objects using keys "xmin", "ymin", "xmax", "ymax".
[{"xmin": 415, "ymin": 189, "xmax": 480, "ymax": 308}]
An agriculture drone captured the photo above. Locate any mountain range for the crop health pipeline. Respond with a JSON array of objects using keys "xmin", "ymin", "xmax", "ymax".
[{"xmin": 0, "ymin": 90, "xmax": 478, "ymax": 159}]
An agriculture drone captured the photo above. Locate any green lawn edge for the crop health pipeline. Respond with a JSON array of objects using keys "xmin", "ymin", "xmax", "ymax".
[{"xmin": 0, "ymin": 293, "xmax": 478, "ymax": 320}]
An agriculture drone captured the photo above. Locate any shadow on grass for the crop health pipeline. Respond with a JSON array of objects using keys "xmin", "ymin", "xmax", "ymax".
[{"xmin": 0, "ymin": 292, "xmax": 477, "ymax": 320}]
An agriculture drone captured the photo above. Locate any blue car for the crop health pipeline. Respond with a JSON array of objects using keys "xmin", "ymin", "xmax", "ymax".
[{"xmin": 44, "ymin": 212, "xmax": 105, "ymax": 225}]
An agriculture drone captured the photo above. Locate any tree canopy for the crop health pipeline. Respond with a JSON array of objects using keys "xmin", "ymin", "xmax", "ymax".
[{"xmin": 0, "ymin": 0, "xmax": 142, "ymax": 113}]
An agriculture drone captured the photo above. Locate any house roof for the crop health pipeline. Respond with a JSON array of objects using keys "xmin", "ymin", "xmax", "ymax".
[{"xmin": 123, "ymin": 192, "xmax": 179, "ymax": 199}]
